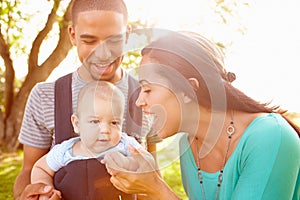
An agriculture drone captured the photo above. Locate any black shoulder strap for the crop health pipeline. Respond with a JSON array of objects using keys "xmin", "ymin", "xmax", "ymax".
[
  {"xmin": 126, "ymin": 75, "xmax": 142, "ymax": 137},
  {"xmin": 54, "ymin": 73, "xmax": 73, "ymax": 144}
]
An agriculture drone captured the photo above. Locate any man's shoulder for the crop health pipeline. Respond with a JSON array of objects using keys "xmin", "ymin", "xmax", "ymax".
[
  {"xmin": 31, "ymin": 81, "xmax": 55, "ymax": 96},
  {"xmin": 30, "ymin": 72, "xmax": 75, "ymax": 98},
  {"xmin": 125, "ymin": 69, "xmax": 138, "ymax": 82},
  {"xmin": 124, "ymin": 69, "xmax": 140, "ymax": 91}
]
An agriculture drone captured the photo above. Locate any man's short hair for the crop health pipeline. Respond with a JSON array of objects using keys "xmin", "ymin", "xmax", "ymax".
[{"xmin": 71, "ymin": 0, "xmax": 128, "ymax": 25}]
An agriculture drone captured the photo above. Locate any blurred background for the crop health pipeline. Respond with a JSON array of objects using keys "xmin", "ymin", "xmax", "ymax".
[{"xmin": 1, "ymin": 0, "xmax": 299, "ymax": 199}]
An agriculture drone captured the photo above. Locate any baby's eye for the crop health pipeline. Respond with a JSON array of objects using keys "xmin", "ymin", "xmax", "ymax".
[
  {"xmin": 90, "ymin": 119, "xmax": 100, "ymax": 124},
  {"xmin": 111, "ymin": 120, "xmax": 120, "ymax": 126}
]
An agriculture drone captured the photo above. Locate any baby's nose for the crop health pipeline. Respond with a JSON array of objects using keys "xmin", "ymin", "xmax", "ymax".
[{"xmin": 99, "ymin": 122, "xmax": 110, "ymax": 134}]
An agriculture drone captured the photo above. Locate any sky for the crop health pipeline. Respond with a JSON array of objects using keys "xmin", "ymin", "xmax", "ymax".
[
  {"xmin": 14, "ymin": 0, "xmax": 300, "ymax": 112},
  {"xmin": 125, "ymin": 0, "xmax": 300, "ymax": 112}
]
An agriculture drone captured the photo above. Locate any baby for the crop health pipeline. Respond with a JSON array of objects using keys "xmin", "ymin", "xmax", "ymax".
[{"xmin": 31, "ymin": 81, "xmax": 141, "ymax": 199}]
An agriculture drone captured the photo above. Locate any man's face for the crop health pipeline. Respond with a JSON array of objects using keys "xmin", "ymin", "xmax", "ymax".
[{"xmin": 69, "ymin": 10, "xmax": 128, "ymax": 83}]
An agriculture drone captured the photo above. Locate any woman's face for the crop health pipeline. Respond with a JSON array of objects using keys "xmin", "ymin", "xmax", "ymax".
[{"xmin": 136, "ymin": 56, "xmax": 182, "ymax": 139}]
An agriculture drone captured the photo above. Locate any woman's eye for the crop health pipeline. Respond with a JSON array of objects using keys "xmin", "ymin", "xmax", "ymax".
[{"xmin": 143, "ymin": 89, "xmax": 151, "ymax": 93}]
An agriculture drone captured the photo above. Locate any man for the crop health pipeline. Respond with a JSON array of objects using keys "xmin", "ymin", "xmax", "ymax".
[{"xmin": 14, "ymin": 0, "xmax": 159, "ymax": 199}]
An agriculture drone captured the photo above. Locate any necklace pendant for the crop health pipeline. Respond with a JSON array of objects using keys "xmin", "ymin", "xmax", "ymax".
[
  {"xmin": 226, "ymin": 124, "xmax": 235, "ymax": 136},
  {"xmin": 197, "ymin": 170, "xmax": 203, "ymax": 184},
  {"xmin": 217, "ymin": 172, "xmax": 223, "ymax": 187}
]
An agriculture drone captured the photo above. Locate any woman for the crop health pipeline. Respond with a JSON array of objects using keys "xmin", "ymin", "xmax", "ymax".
[{"xmin": 102, "ymin": 31, "xmax": 300, "ymax": 200}]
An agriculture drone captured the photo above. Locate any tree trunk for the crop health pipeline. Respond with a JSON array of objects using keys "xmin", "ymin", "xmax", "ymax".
[
  {"xmin": 0, "ymin": 0, "xmax": 74, "ymax": 152},
  {"xmin": 0, "ymin": 110, "xmax": 4, "ymax": 146}
]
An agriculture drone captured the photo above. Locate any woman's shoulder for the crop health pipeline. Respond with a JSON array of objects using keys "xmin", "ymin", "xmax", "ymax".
[
  {"xmin": 245, "ymin": 113, "xmax": 297, "ymax": 136},
  {"xmin": 241, "ymin": 113, "xmax": 299, "ymax": 152}
]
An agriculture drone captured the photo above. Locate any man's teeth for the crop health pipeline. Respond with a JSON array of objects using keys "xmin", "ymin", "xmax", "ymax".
[
  {"xmin": 94, "ymin": 63, "xmax": 112, "ymax": 67},
  {"xmin": 96, "ymin": 64, "xmax": 108, "ymax": 67}
]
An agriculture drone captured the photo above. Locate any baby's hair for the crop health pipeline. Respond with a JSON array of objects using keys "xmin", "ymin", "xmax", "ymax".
[{"xmin": 77, "ymin": 81, "xmax": 125, "ymax": 118}]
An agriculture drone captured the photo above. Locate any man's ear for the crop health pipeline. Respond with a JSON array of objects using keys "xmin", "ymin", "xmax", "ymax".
[
  {"xmin": 71, "ymin": 114, "xmax": 80, "ymax": 134},
  {"xmin": 125, "ymin": 24, "xmax": 132, "ymax": 44},
  {"xmin": 68, "ymin": 25, "xmax": 76, "ymax": 46},
  {"xmin": 188, "ymin": 78, "xmax": 199, "ymax": 91}
]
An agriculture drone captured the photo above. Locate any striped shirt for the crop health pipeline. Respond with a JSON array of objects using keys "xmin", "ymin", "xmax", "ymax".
[{"xmin": 18, "ymin": 68, "xmax": 151, "ymax": 149}]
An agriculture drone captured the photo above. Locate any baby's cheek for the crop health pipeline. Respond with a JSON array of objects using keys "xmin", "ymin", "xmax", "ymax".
[{"xmin": 111, "ymin": 131, "xmax": 122, "ymax": 145}]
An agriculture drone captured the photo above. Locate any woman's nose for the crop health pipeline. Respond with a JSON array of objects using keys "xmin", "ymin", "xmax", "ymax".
[{"xmin": 136, "ymin": 93, "xmax": 146, "ymax": 108}]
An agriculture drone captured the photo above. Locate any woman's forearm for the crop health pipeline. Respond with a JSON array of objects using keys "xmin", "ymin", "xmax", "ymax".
[{"xmin": 140, "ymin": 176, "xmax": 181, "ymax": 200}]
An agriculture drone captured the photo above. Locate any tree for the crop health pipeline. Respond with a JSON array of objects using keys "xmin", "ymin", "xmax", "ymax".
[
  {"xmin": 0, "ymin": 0, "xmax": 151, "ymax": 151},
  {"xmin": 0, "ymin": 0, "xmax": 252, "ymax": 152},
  {"xmin": 0, "ymin": 0, "xmax": 74, "ymax": 151}
]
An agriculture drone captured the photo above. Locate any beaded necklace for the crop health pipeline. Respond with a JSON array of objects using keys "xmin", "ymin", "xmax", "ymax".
[{"xmin": 195, "ymin": 113, "xmax": 235, "ymax": 200}]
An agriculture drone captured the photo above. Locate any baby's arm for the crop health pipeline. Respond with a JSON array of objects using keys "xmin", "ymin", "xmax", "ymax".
[
  {"xmin": 31, "ymin": 154, "xmax": 61, "ymax": 199},
  {"xmin": 31, "ymin": 154, "xmax": 55, "ymax": 185}
]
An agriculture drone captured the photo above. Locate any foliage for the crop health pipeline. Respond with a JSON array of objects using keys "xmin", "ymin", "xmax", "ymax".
[
  {"xmin": 161, "ymin": 159, "xmax": 188, "ymax": 200},
  {"xmin": 157, "ymin": 134, "xmax": 188, "ymax": 199},
  {"xmin": 0, "ymin": 0, "xmax": 253, "ymax": 151},
  {"xmin": 0, "ymin": 0, "xmax": 74, "ymax": 151},
  {"xmin": 0, "ymin": 0, "xmax": 28, "ymax": 53}
]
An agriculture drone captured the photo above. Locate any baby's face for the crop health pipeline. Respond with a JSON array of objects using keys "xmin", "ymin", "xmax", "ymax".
[{"xmin": 78, "ymin": 97, "xmax": 123, "ymax": 155}]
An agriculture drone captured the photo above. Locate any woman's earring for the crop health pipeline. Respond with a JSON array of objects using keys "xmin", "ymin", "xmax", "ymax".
[{"xmin": 183, "ymin": 95, "xmax": 192, "ymax": 104}]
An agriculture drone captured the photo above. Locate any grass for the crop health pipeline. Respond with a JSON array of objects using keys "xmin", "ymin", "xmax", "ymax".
[
  {"xmin": 0, "ymin": 139, "xmax": 187, "ymax": 200},
  {"xmin": 0, "ymin": 151, "xmax": 23, "ymax": 200}
]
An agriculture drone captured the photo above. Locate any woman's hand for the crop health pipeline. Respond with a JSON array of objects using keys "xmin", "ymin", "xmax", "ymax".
[
  {"xmin": 101, "ymin": 147, "xmax": 160, "ymax": 194},
  {"xmin": 101, "ymin": 147, "xmax": 181, "ymax": 199},
  {"xmin": 38, "ymin": 188, "xmax": 61, "ymax": 200}
]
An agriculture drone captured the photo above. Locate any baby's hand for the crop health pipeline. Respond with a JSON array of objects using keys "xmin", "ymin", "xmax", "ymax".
[{"xmin": 101, "ymin": 146, "xmax": 157, "ymax": 174}]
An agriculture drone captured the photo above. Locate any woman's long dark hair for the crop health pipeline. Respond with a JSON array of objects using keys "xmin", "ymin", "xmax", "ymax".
[{"xmin": 142, "ymin": 31, "xmax": 300, "ymax": 136}]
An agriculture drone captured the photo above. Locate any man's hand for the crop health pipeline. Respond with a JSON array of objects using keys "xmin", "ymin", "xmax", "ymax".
[{"xmin": 18, "ymin": 183, "xmax": 61, "ymax": 200}]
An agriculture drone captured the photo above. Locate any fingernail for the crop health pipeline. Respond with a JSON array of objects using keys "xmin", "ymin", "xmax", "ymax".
[{"xmin": 43, "ymin": 185, "xmax": 51, "ymax": 192}]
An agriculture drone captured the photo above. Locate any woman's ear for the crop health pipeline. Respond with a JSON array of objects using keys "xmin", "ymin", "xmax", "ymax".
[
  {"xmin": 71, "ymin": 114, "xmax": 80, "ymax": 134},
  {"xmin": 181, "ymin": 78, "xmax": 199, "ymax": 104},
  {"xmin": 125, "ymin": 24, "xmax": 132, "ymax": 44},
  {"xmin": 188, "ymin": 78, "xmax": 199, "ymax": 91}
]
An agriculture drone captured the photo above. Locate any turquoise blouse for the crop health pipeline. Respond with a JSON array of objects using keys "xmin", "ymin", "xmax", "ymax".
[{"xmin": 179, "ymin": 113, "xmax": 300, "ymax": 200}]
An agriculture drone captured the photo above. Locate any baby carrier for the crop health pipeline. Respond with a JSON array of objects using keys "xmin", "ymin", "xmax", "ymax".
[{"xmin": 53, "ymin": 73, "xmax": 141, "ymax": 200}]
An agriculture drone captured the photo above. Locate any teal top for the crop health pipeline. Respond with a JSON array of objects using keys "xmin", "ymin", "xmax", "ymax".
[{"xmin": 179, "ymin": 113, "xmax": 300, "ymax": 200}]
